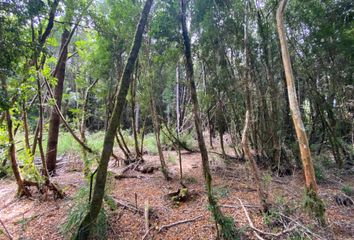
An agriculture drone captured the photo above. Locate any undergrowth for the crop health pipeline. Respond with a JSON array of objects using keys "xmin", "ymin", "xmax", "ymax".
[
  {"xmin": 62, "ymin": 172, "xmax": 115, "ymax": 239},
  {"xmin": 302, "ymin": 188, "xmax": 326, "ymax": 226},
  {"xmin": 208, "ymin": 203, "xmax": 240, "ymax": 240},
  {"xmin": 61, "ymin": 186, "xmax": 109, "ymax": 240}
]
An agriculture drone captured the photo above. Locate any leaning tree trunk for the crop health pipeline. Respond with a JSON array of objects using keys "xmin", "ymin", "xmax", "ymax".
[
  {"xmin": 76, "ymin": 1, "xmax": 153, "ymax": 238},
  {"xmin": 180, "ymin": 0, "xmax": 238, "ymax": 238},
  {"xmin": 242, "ymin": 0, "xmax": 269, "ymax": 213},
  {"xmin": 46, "ymin": 29, "xmax": 69, "ymax": 174},
  {"xmin": 242, "ymin": 111, "xmax": 269, "ymax": 212},
  {"xmin": 150, "ymin": 96, "xmax": 170, "ymax": 180},
  {"xmin": 276, "ymin": 0, "xmax": 325, "ymax": 224}
]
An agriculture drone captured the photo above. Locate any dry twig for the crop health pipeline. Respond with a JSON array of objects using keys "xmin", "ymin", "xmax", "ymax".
[
  {"xmin": 0, "ymin": 218, "xmax": 13, "ymax": 240},
  {"xmin": 158, "ymin": 215, "xmax": 203, "ymax": 233},
  {"xmin": 237, "ymin": 198, "xmax": 297, "ymax": 239}
]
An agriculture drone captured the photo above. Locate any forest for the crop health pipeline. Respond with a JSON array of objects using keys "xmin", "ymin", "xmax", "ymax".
[{"xmin": 0, "ymin": 0, "xmax": 353, "ymax": 239}]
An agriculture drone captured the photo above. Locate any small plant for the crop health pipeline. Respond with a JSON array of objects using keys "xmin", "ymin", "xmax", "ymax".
[
  {"xmin": 302, "ymin": 188, "xmax": 326, "ymax": 226},
  {"xmin": 184, "ymin": 176, "xmax": 197, "ymax": 184},
  {"xmin": 62, "ymin": 186, "xmax": 109, "ymax": 239},
  {"xmin": 313, "ymin": 163, "xmax": 326, "ymax": 183},
  {"xmin": 262, "ymin": 172, "xmax": 272, "ymax": 192},
  {"xmin": 341, "ymin": 185, "xmax": 354, "ymax": 196},
  {"xmin": 208, "ymin": 203, "xmax": 240, "ymax": 240},
  {"xmin": 143, "ymin": 133, "xmax": 158, "ymax": 155},
  {"xmin": 287, "ymin": 231, "xmax": 309, "ymax": 240},
  {"xmin": 262, "ymin": 208, "xmax": 281, "ymax": 226}
]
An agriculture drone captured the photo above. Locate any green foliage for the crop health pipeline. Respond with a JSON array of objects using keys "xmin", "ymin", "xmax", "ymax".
[
  {"xmin": 103, "ymin": 195, "xmax": 118, "ymax": 211},
  {"xmin": 341, "ymin": 185, "xmax": 354, "ymax": 196},
  {"xmin": 167, "ymin": 153, "xmax": 177, "ymax": 165},
  {"xmin": 19, "ymin": 148, "xmax": 43, "ymax": 184},
  {"xmin": 262, "ymin": 172, "xmax": 272, "ymax": 192},
  {"xmin": 313, "ymin": 163, "xmax": 326, "ymax": 183},
  {"xmin": 208, "ymin": 203, "xmax": 240, "ymax": 240},
  {"xmin": 302, "ymin": 188, "xmax": 326, "ymax": 226},
  {"xmin": 56, "ymin": 132, "xmax": 81, "ymax": 155},
  {"xmin": 263, "ymin": 208, "xmax": 281, "ymax": 226},
  {"xmin": 62, "ymin": 186, "xmax": 108, "ymax": 240},
  {"xmin": 143, "ymin": 133, "xmax": 158, "ymax": 155}
]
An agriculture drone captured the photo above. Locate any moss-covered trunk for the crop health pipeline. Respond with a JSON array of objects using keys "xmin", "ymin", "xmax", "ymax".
[
  {"xmin": 180, "ymin": 0, "xmax": 238, "ymax": 238},
  {"xmin": 76, "ymin": 1, "xmax": 154, "ymax": 238}
]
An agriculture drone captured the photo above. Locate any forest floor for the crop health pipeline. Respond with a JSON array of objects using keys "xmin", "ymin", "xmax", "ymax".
[{"xmin": 0, "ymin": 141, "xmax": 354, "ymax": 240}]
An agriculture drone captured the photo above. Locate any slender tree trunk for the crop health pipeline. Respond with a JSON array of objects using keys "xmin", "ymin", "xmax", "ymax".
[
  {"xmin": 257, "ymin": 10, "xmax": 281, "ymax": 164},
  {"xmin": 118, "ymin": 129, "xmax": 131, "ymax": 156},
  {"xmin": 22, "ymin": 102, "xmax": 31, "ymax": 151},
  {"xmin": 276, "ymin": 0, "xmax": 325, "ymax": 224},
  {"xmin": 80, "ymin": 78, "xmax": 99, "ymax": 176},
  {"xmin": 276, "ymin": 0, "xmax": 318, "ymax": 193},
  {"xmin": 176, "ymin": 63, "xmax": 183, "ymax": 178},
  {"xmin": 1, "ymin": 76, "xmax": 30, "ymax": 196},
  {"xmin": 150, "ymin": 96, "xmax": 170, "ymax": 180},
  {"xmin": 242, "ymin": 111, "xmax": 269, "ymax": 212},
  {"xmin": 115, "ymin": 133, "xmax": 130, "ymax": 160},
  {"xmin": 180, "ymin": 1, "xmax": 237, "ymax": 238},
  {"xmin": 131, "ymin": 71, "xmax": 141, "ymax": 158},
  {"xmin": 46, "ymin": 29, "xmax": 69, "ymax": 174},
  {"xmin": 76, "ymin": 1, "xmax": 153, "ymax": 238},
  {"xmin": 140, "ymin": 116, "xmax": 147, "ymax": 155},
  {"xmin": 219, "ymin": 130, "xmax": 226, "ymax": 157},
  {"xmin": 241, "ymin": 0, "xmax": 269, "ymax": 212}
]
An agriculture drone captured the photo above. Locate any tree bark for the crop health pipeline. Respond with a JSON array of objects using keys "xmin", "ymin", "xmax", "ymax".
[
  {"xmin": 276, "ymin": 0, "xmax": 318, "ymax": 193},
  {"xmin": 243, "ymin": 0, "xmax": 269, "ymax": 212},
  {"xmin": 180, "ymin": 1, "xmax": 237, "ymax": 238},
  {"xmin": 46, "ymin": 29, "xmax": 70, "ymax": 174},
  {"xmin": 242, "ymin": 111, "xmax": 269, "ymax": 212},
  {"xmin": 150, "ymin": 96, "xmax": 170, "ymax": 180},
  {"xmin": 131, "ymin": 69, "xmax": 141, "ymax": 158},
  {"xmin": 76, "ymin": 1, "xmax": 153, "ymax": 238}
]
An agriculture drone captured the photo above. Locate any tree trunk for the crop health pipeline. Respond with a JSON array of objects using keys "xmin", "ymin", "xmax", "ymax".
[
  {"xmin": 76, "ymin": 1, "xmax": 153, "ymax": 238},
  {"xmin": 180, "ymin": 0, "xmax": 237, "ymax": 238},
  {"xmin": 276, "ymin": 0, "xmax": 318, "ymax": 193},
  {"xmin": 150, "ymin": 96, "xmax": 170, "ymax": 180},
  {"xmin": 276, "ymin": 0, "xmax": 325, "ymax": 224},
  {"xmin": 80, "ymin": 78, "xmax": 99, "ymax": 176},
  {"xmin": 22, "ymin": 101, "xmax": 31, "ymax": 151},
  {"xmin": 242, "ymin": 111, "xmax": 269, "ymax": 212},
  {"xmin": 243, "ymin": 0, "xmax": 269, "ymax": 212},
  {"xmin": 219, "ymin": 131, "xmax": 226, "ymax": 156},
  {"xmin": 1, "ymin": 76, "xmax": 30, "ymax": 196},
  {"xmin": 46, "ymin": 29, "xmax": 70, "ymax": 174},
  {"xmin": 131, "ymin": 70, "xmax": 141, "ymax": 158}
]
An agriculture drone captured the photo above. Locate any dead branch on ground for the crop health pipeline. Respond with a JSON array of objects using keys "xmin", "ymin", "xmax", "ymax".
[{"xmin": 158, "ymin": 215, "xmax": 203, "ymax": 233}]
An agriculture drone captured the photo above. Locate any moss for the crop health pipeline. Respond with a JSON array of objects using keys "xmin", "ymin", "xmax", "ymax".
[
  {"xmin": 303, "ymin": 188, "xmax": 326, "ymax": 226},
  {"xmin": 208, "ymin": 201, "xmax": 240, "ymax": 240}
]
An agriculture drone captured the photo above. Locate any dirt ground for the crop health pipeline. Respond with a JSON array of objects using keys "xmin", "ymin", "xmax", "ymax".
[{"xmin": 0, "ymin": 144, "xmax": 353, "ymax": 240}]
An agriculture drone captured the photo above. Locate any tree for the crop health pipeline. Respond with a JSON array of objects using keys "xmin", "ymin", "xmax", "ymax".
[
  {"xmin": 179, "ymin": 0, "xmax": 239, "ymax": 238},
  {"xmin": 276, "ymin": 0, "xmax": 325, "ymax": 224},
  {"xmin": 76, "ymin": 0, "xmax": 154, "ymax": 238},
  {"xmin": 46, "ymin": 28, "xmax": 70, "ymax": 174}
]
